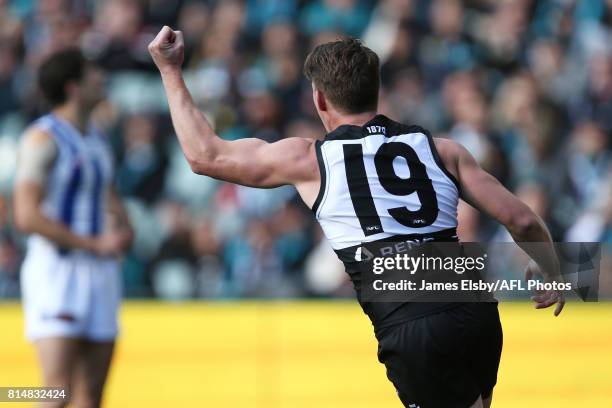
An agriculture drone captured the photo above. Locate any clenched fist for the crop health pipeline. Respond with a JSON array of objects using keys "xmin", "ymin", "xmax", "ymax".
[{"xmin": 148, "ymin": 26, "xmax": 184, "ymax": 72}]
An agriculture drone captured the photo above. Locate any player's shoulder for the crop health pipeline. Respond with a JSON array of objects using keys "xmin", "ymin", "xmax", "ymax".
[
  {"xmin": 273, "ymin": 135, "xmax": 317, "ymax": 154},
  {"xmin": 21, "ymin": 123, "xmax": 55, "ymax": 147},
  {"xmin": 89, "ymin": 118, "xmax": 111, "ymax": 138},
  {"xmin": 432, "ymin": 137, "xmax": 468, "ymax": 159},
  {"xmin": 431, "ymin": 136, "xmax": 466, "ymax": 181},
  {"xmin": 270, "ymin": 136, "xmax": 320, "ymax": 180},
  {"xmin": 17, "ymin": 122, "xmax": 59, "ymax": 179}
]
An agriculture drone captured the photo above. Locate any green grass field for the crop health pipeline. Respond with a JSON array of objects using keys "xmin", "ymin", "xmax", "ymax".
[{"xmin": 1, "ymin": 301, "xmax": 611, "ymax": 407}]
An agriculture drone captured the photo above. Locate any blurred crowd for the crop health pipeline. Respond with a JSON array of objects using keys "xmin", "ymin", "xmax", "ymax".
[{"xmin": 0, "ymin": 0, "xmax": 610, "ymax": 299}]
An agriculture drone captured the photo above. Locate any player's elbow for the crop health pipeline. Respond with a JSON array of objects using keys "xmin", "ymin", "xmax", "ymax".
[
  {"xmin": 507, "ymin": 207, "xmax": 540, "ymax": 238},
  {"xmin": 14, "ymin": 206, "xmax": 35, "ymax": 233},
  {"xmin": 185, "ymin": 150, "xmax": 216, "ymax": 176},
  {"xmin": 184, "ymin": 137, "xmax": 225, "ymax": 176},
  {"xmin": 186, "ymin": 157, "xmax": 207, "ymax": 175}
]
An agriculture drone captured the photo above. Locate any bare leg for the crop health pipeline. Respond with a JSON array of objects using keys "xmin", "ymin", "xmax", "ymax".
[
  {"xmin": 34, "ymin": 337, "xmax": 81, "ymax": 408},
  {"xmin": 70, "ymin": 341, "xmax": 115, "ymax": 408}
]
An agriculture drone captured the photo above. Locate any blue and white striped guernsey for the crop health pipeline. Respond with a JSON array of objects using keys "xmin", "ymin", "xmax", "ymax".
[{"xmin": 27, "ymin": 113, "xmax": 114, "ymax": 254}]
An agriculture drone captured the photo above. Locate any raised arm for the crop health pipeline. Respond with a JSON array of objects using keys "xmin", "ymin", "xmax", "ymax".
[
  {"xmin": 435, "ymin": 138, "xmax": 565, "ymax": 315},
  {"xmin": 147, "ymin": 26, "xmax": 318, "ymax": 191}
]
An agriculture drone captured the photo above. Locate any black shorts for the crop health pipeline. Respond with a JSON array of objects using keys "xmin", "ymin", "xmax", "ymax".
[{"xmin": 376, "ymin": 302, "xmax": 503, "ymax": 408}]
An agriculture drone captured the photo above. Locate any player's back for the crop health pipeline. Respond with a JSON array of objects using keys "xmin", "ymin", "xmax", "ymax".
[
  {"xmin": 314, "ymin": 114, "xmax": 460, "ymax": 251},
  {"xmin": 313, "ymin": 114, "xmax": 462, "ymax": 331}
]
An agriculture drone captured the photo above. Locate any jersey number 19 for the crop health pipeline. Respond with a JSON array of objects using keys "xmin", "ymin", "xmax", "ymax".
[{"xmin": 343, "ymin": 142, "xmax": 439, "ymax": 236}]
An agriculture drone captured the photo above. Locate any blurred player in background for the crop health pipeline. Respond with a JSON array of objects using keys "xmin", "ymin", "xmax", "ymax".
[
  {"xmin": 149, "ymin": 27, "xmax": 564, "ymax": 408},
  {"xmin": 13, "ymin": 49, "xmax": 132, "ymax": 408}
]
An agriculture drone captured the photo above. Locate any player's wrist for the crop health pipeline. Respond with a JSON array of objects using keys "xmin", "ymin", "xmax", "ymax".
[
  {"xmin": 159, "ymin": 65, "xmax": 182, "ymax": 78},
  {"xmin": 80, "ymin": 236, "xmax": 98, "ymax": 253}
]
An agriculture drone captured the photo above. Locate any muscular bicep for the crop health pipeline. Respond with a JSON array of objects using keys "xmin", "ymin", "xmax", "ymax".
[
  {"xmin": 456, "ymin": 143, "xmax": 530, "ymax": 227},
  {"xmin": 192, "ymin": 136, "xmax": 318, "ymax": 188}
]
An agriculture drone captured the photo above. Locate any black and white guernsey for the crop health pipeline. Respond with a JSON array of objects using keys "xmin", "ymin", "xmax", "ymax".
[{"xmin": 312, "ymin": 114, "xmax": 463, "ymax": 332}]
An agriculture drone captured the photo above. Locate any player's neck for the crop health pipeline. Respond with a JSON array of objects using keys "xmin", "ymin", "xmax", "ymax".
[
  {"xmin": 53, "ymin": 103, "xmax": 91, "ymax": 134},
  {"xmin": 327, "ymin": 110, "xmax": 378, "ymax": 132}
]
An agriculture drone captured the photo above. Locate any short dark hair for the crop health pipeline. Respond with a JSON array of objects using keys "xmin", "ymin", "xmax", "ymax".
[
  {"xmin": 303, "ymin": 38, "xmax": 380, "ymax": 114},
  {"xmin": 38, "ymin": 48, "xmax": 87, "ymax": 107}
]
